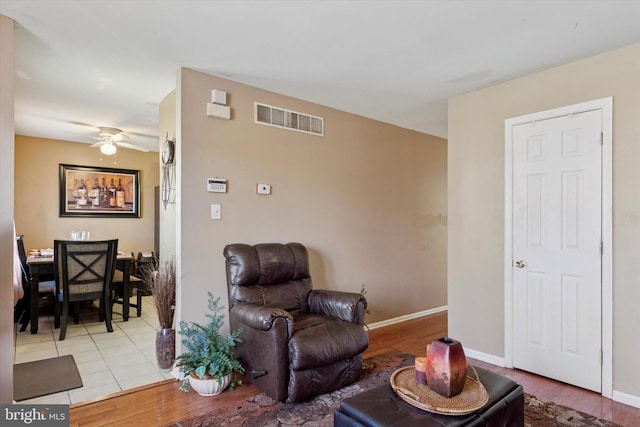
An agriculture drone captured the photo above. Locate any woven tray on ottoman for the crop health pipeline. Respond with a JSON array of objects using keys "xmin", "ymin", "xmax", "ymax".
[
  {"xmin": 390, "ymin": 365, "xmax": 488, "ymax": 415},
  {"xmin": 334, "ymin": 365, "xmax": 524, "ymax": 427}
]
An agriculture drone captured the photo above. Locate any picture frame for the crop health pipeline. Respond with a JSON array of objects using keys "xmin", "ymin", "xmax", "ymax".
[{"xmin": 59, "ymin": 164, "xmax": 141, "ymax": 218}]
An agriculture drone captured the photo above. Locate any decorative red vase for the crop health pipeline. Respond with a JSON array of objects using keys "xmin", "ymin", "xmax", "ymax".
[{"xmin": 426, "ymin": 337, "xmax": 467, "ymax": 397}]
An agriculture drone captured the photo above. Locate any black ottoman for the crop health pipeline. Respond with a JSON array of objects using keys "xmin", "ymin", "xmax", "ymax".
[{"xmin": 334, "ymin": 366, "xmax": 524, "ymax": 427}]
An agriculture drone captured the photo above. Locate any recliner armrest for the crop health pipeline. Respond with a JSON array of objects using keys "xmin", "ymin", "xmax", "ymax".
[
  {"xmin": 308, "ymin": 290, "xmax": 367, "ymax": 325},
  {"xmin": 231, "ymin": 302, "xmax": 294, "ymax": 335}
]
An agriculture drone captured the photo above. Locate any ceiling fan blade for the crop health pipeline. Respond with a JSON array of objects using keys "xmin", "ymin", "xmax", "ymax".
[
  {"xmin": 116, "ymin": 141, "xmax": 150, "ymax": 152},
  {"xmin": 89, "ymin": 141, "xmax": 104, "ymax": 148},
  {"xmin": 125, "ymin": 130, "xmax": 157, "ymax": 138},
  {"xmin": 65, "ymin": 120, "xmax": 98, "ymax": 129}
]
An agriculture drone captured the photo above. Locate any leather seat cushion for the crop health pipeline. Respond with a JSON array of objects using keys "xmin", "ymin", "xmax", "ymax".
[{"xmin": 289, "ymin": 314, "xmax": 369, "ymax": 371}]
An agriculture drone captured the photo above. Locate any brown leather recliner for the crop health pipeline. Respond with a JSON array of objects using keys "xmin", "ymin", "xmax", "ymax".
[{"xmin": 223, "ymin": 242, "xmax": 369, "ymax": 403}]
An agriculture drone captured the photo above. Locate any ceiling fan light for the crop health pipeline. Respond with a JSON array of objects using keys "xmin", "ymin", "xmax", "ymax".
[{"xmin": 100, "ymin": 142, "xmax": 117, "ymax": 155}]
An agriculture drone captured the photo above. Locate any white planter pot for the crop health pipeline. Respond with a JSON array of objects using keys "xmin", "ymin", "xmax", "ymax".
[{"xmin": 188, "ymin": 373, "xmax": 230, "ymax": 396}]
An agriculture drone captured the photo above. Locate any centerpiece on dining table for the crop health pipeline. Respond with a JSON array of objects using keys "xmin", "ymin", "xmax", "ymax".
[{"xmin": 28, "ymin": 248, "xmax": 54, "ymax": 257}]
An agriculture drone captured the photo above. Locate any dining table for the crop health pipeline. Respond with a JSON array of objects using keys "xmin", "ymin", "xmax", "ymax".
[{"xmin": 26, "ymin": 252, "xmax": 135, "ymax": 334}]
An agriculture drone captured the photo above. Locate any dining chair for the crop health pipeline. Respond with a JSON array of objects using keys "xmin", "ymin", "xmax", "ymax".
[
  {"xmin": 14, "ymin": 235, "xmax": 56, "ymax": 332},
  {"xmin": 135, "ymin": 251, "xmax": 157, "ymax": 295},
  {"xmin": 54, "ymin": 239, "xmax": 118, "ymax": 340},
  {"xmin": 111, "ymin": 251, "xmax": 145, "ymax": 318}
]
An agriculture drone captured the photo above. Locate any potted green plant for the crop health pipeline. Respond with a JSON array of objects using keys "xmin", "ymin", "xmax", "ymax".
[
  {"xmin": 175, "ymin": 292, "xmax": 244, "ymax": 395},
  {"xmin": 360, "ymin": 284, "xmax": 371, "ymax": 330}
]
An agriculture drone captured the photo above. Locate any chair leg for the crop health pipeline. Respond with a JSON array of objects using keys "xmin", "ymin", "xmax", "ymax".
[
  {"xmin": 54, "ymin": 298, "xmax": 60, "ymax": 329},
  {"xmin": 100, "ymin": 298, "xmax": 107, "ymax": 323},
  {"xmin": 59, "ymin": 301, "xmax": 69, "ymax": 340},
  {"xmin": 16, "ymin": 288, "xmax": 31, "ymax": 331},
  {"xmin": 18, "ymin": 298, "xmax": 30, "ymax": 332},
  {"xmin": 136, "ymin": 288, "xmax": 142, "ymax": 317},
  {"xmin": 102, "ymin": 298, "xmax": 113, "ymax": 333},
  {"xmin": 19, "ymin": 318, "xmax": 29, "ymax": 332},
  {"xmin": 108, "ymin": 292, "xmax": 114, "ymax": 318},
  {"xmin": 14, "ymin": 297, "xmax": 26, "ymax": 323},
  {"xmin": 73, "ymin": 302, "xmax": 80, "ymax": 324}
]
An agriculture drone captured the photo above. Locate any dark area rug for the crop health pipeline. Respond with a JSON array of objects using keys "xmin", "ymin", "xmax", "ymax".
[
  {"xmin": 169, "ymin": 350, "xmax": 619, "ymax": 427},
  {"xmin": 524, "ymin": 394, "xmax": 619, "ymax": 427},
  {"xmin": 13, "ymin": 355, "xmax": 83, "ymax": 401}
]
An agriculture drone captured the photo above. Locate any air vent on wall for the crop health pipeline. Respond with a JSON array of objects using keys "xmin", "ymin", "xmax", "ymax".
[{"xmin": 254, "ymin": 102, "xmax": 324, "ymax": 136}]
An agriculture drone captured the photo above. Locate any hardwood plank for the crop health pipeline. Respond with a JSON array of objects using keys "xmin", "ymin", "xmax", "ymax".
[{"xmin": 68, "ymin": 311, "xmax": 640, "ymax": 426}]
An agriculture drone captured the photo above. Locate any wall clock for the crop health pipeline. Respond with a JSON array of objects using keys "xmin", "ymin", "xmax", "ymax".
[{"xmin": 162, "ymin": 137, "xmax": 175, "ymax": 165}]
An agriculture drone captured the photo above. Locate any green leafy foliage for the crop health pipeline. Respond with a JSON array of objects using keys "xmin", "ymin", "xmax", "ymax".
[
  {"xmin": 175, "ymin": 292, "xmax": 244, "ymax": 392},
  {"xmin": 360, "ymin": 284, "xmax": 371, "ymax": 329}
]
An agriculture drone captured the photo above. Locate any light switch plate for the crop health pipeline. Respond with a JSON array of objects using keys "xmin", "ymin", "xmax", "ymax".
[
  {"xmin": 257, "ymin": 183, "xmax": 271, "ymax": 195},
  {"xmin": 211, "ymin": 203, "xmax": 221, "ymax": 219}
]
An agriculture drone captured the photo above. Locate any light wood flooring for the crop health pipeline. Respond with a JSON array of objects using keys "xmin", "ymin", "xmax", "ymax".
[{"xmin": 68, "ymin": 311, "xmax": 640, "ymax": 426}]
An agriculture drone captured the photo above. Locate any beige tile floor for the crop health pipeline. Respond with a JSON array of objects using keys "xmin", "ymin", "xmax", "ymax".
[{"xmin": 13, "ymin": 296, "xmax": 175, "ymax": 405}]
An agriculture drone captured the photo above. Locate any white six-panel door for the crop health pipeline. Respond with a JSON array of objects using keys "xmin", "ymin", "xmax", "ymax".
[{"xmin": 511, "ymin": 110, "xmax": 602, "ymax": 392}]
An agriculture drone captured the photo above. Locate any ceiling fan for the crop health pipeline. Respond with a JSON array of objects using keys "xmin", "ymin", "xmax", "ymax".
[{"xmin": 90, "ymin": 127, "xmax": 150, "ymax": 155}]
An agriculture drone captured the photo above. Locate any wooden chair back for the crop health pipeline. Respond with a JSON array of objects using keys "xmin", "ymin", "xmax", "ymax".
[
  {"xmin": 54, "ymin": 239, "xmax": 118, "ymax": 340},
  {"xmin": 55, "ymin": 239, "xmax": 118, "ymax": 302}
]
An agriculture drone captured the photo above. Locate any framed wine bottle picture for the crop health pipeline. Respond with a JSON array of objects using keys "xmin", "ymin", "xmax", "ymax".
[{"xmin": 59, "ymin": 164, "xmax": 141, "ymax": 218}]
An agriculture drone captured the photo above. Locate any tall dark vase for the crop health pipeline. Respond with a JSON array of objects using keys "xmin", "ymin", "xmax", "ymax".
[
  {"xmin": 156, "ymin": 327, "xmax": 175, "ymax": 370},
  {"xmin": 426, "ymin": 337, "xmax": 467, "ymax": 397}
]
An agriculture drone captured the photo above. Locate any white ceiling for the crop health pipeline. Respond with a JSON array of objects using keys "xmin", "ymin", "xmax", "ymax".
[{"xmin": 2, "ymin": 1, "xmax": 640, "ymax": 152}]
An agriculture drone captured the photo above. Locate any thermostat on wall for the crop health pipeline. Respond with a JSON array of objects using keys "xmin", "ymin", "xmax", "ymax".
[{"xmin": 207, "ymin": 178, "xmax": 227, "ymax": 193}]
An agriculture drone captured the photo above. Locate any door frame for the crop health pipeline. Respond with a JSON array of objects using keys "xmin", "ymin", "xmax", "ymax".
[{"xmin": 503, "ymin": 97, "xmax": 613, "ymax": 397}]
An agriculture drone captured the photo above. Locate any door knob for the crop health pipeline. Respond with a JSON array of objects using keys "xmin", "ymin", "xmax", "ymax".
[{"xmin": 514, "ymin": 260, "xmax": 525, "ymax": 268}]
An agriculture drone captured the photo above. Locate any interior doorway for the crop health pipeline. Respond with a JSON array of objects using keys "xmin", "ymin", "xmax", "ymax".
[{"xmin": 504, "ymin": 97, "xmax": 613, "ymax": 397}]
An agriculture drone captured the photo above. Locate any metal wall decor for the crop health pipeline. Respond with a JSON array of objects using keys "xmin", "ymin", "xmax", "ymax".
[{"xmin": 161, "ymin": 133, "xmax": 176, "ymax": 209}]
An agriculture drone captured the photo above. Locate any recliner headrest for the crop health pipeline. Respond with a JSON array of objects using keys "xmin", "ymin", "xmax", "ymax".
[{"xmin": 224, "ymin": 242, "xmax": 310, "ymax": 286}]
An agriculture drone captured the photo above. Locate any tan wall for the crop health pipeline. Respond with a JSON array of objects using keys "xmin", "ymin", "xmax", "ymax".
[
  {"xmin": 158, "ymin": 89, "xmax": 178, "ymax": 335},
  {"xmin": 176, "ymin": 68, "xmax": 447, "ymax": 330},
  {"xmin": 14, "ymin": 136, "xmax": 160, "ymax": 253},
  {"xmin": 0, "ymin": 14, "xmax": 15, "ymax": 404},
  {"xmin": 159, "ymin": 89, "xmax": 177, "ymax": 259},
  {"xmin": 448, "ymin": 43, "xmax": 640, "ymax": 397}
]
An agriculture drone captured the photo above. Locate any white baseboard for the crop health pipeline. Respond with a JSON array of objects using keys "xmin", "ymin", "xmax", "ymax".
[
  {"xmin": 366, "ymin": 305, "xmax": 448, "ymax": 330},
  {"xmin": 463, "ymin": 348, "xmax": 506, "ymax": 367},
  {"xmin": 367, "ymin": 311, "xmax": 640, "ymax": 409},
  {"xmin": 462, "ymin": 351, "xmax": 640, "ymax": 409},
  {"xmin": 612, "ymin": 390, "xmax": 640, "ymax": 409}
]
